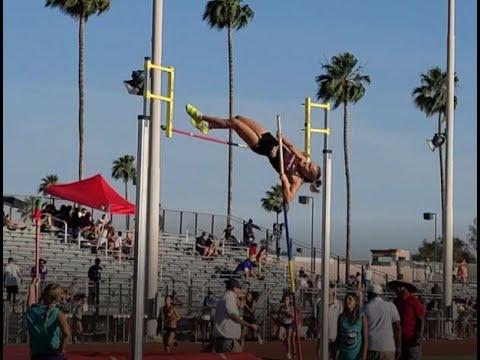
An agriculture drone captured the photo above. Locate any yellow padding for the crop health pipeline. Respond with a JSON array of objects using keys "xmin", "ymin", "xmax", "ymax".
[
  {"xmin": 310, "ymin": 128, "xmax": 330, "ymax": 135},
  {"xmin": 310, "ymin": 102, "xmax": 330, "ymax": 110}
]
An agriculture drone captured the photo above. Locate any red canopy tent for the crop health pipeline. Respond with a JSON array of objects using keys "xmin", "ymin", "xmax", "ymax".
[{"xmin": 45, "ymin": 174, "xmax": 135, "ymax": 215}]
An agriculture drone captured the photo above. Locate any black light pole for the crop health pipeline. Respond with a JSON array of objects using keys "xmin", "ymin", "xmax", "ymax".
[
  {"xmin": 299, "ymin": 195, "xmax": 315, "ymax": 273},
  {"xmin": 423, "ymin": 212, "xmax": 438, "ymax": 264}
]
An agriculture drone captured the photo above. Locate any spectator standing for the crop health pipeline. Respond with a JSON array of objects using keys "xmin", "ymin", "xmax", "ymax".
[
  {"xmin": 347, "ymin": 275, "xmax": 356, "ymax": 290},
  {"xmin": 430, "ymin": 283, "xmax": 441, "ymax": 310},
  {"xmin": 334, "ymin": 292, "xmax": 368, "ymax": 360},
  {"xmin": 362, "ymin": 284, "xmax": 401, "ymax": 360},
  {"xmin": 278, "ymin": 294, "xmax": 296, "ymax": 360},
  {"xmin": 4, "ymin": 257, "xmax": 23, "ymax": 305},
  {"xmin": 201, "ymin": 290, "xmax": 217, "ymax": 346},
  {"xmin": 388, "ymin": 280, "xmax": 425, "ymax": 360},
  {"xmin": 72, "ymin": 293, "xmax": 87, "ymax": 343},
  {"xmin": 87, "ymin": 258, "xmax": 102, "ymax": 309},
  {"xmin": 213, "ymin": 279, "xmax": 258, "ymax": 353},
  {"xmin": 163, "ymin": 295, "xmax": 180, "ymax": 353},
  {"xmin": 317, "ymin": 284, "xmax": 343, "ymax": 360},
  {"xmin": 456, "ymin": 260, "xmax": 468, "ymax": 284},
  {"xmin": 424, "ymin": 261, "xmax": 432, "ymax": 283},
  {"xmin": 355, "ymin": 272, "xmax": 362, "ymax": 291},
  {"xmin": 243, "ymin": 219, "xmax": 260, "ymax": 245},
  {"xmin": 242, "ymin": 291, "xmax": 257, "ymax": 342},
  {"xmin": 31, "ymin": 259, "xmax": 48, "ymax": 293},
  {"xmin": 363, "ymin": 264, "xmax": 373, "ymax": 289},
  {"xmin": 26, "ymin": 278, "xmax": 71, "ymax": 360}
]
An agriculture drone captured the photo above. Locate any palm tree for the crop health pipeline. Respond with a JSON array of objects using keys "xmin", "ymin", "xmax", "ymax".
[
  {"xmin": 261, "ymin": 184, "xmax": 287, "ymax": 255},
  {"xmin": 112, "ymin": 155, "xmax": 136, "ymax": 229},
  {"xmin": 38, "ymin": 174, "xmax": 59, "ymax": 194},
  {"xmin": 316, "ymin": 52, "xmax": 371, "ymax": 282},
  {"xmin": 412, "ymin": 67, "xmax": 458, "ymax": 243},
  {"xmin": 202, "ymin": 0, "xmax": 254, "ymax": 224},
  {"xmin": 45, "ymin": 0, "xmax": 111, "ymax": 180}
]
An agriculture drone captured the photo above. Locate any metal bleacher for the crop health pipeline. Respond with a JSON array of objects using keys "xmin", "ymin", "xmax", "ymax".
[{"xmin": 2, "ymin": 226, "xmax": 289, "ymax": 343}]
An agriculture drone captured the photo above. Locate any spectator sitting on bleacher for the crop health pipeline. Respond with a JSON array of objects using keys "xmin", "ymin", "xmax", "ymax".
[
  {"xmin": 97, "ymin": 224, "xmax": 109, "ymax": 249},
  {"xmin": 56, "ymin": 205, "xmax": 71, "ymax": 227},
  {"xmin": 206, "ymin": 234, "xmax": 220, "ymax": 256},
  {"xmin": 195, "ymin": 232, "xmax": 217, "ymax": 257},
  {"xmin": 69, "ymin": 207, "xmax": 81, "ymax": 239},
  {"xmin": 223, "ymin": 224, "xmax": 238, "ymax": 244},
  {"xmin": 78, "ymin": 212, "xmax": 95, "ymax": 239},
  {"xmin": 122, "ymin": 232, "xmax": 134, "ymax": 258},
  {"xmin": 234, "ymin": 256, "xmax": 259, "ymax": 279},
  {"xmin": 3, "ymin": 211, "xmax": 27, "ymax": 231},
  {"xmin": 94, "ymin": 214, "xmax": 108, "ymax": 237},
  {"xmin": 41, "ymin": 203, "xmax": 58, "ymax": 230},
  {"xmin": 110, "ymin": 231, "xmax": 123, "ymax": 259},
  {"xmin": 248, "ymin": 242, "xmax": 258, "ymax": 259},
  {"xmin": 255, "ymin": 246, "xmax": 268, "ymax": 271}
]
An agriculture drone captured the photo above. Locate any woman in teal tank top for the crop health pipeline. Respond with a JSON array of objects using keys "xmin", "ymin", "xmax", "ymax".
[
  {"xmin": 26, "ymin": 278, "xmax": 71, "ymax": 360},
  {"xmin": 335, "ymin": 292, "xmax": 368, "ymax": 360}
]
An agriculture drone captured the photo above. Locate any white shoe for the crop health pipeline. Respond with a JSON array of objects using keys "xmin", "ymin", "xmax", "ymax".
[{"xmin": 286, "ymin": 353, "xmax": 292, "ymax": 360}]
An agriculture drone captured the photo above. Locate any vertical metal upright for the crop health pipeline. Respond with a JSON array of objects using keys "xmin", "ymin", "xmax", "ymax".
[
  {"xmin": 304, "ymin": 97, "xmax": 331, "ymax": 360},
  {"xmin": 146, "ymin": 0, "xmax": 163, "ymax": 339},
  {"xmin": 443, "ymin": 0, "xmax": 455, "ymax": 330},
  {"xmin": 130, "ymin": 57, "xmax": 151, "ymax": 360},
  {"xmin": 319, "ymin": 105, "xmax": 332, "ymax": 360}
]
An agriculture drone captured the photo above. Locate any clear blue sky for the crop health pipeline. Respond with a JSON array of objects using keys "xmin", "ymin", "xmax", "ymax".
[{"xmin": 3, "ymin": 0, "xmax": 477, "ymax": 259}]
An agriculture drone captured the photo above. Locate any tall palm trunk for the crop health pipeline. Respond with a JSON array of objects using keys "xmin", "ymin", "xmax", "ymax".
[
  {"xmin": 343, "ymin": 102, "xmax": 352, "ymax": 283},
  {"xmin": 125, "ymin": 180, "xmax": 129, "ymax": 230},
  {"xmin": 227, "ymin": 25, "xmax": 234, "ymax": 225},
  {"xmin": 78, "ymin": 14, "xmax": 85, "ymax": 180},
  {"xmin": 438, "ymin": 114, "xmax": 445, "ymax": 264}
]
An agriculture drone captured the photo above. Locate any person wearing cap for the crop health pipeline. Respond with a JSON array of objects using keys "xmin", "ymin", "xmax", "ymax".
[
  {"xmin": 388, "ymin": 280, "xmax": 425, "ymax": 360},
  {"xmin": 362, "ymin": 284, "xmax": 401, "ymax": 360},
  {"xmin": 213, "ymin": 278, "xmax": 259, "ymax": 353}
]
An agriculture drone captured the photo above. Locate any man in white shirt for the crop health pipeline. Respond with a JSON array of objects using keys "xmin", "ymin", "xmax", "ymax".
[
  {"xmin": 214, "ymin": 278, "xmax": 258, "ymax": 353},
  {"xmin": 362, "ymin": 284, "xmax": 402, "ymax": 360},
  {"xmin": 364, "ymin": 264, "xmax": 373, "ymax": 288},
  {"xmin": 4, "ymin": 257, "xmax": 23, "ymax": 304},
  {"xmin": 327, "ymin": 285, "xmax": 343, "ymax": 359}
]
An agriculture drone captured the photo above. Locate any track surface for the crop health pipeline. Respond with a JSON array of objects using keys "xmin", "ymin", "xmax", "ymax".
[{"xmin": 4, "ymin": 339, "xmax": 477, "ymax": 359}]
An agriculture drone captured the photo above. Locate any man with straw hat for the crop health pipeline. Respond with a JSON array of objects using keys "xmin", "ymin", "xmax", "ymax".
[{"xmin": 388, "ymin": 279, "xmax": 425, "ymax": 360}]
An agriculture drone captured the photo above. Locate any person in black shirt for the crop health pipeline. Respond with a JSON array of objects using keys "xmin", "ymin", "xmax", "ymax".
[
  {"xmin": 87, "ymin": 258, "xmax": 102, "ymax": 308},
  {"xmin": 243, "ymin": 219, "xmax": 260, "ymax": 245}
]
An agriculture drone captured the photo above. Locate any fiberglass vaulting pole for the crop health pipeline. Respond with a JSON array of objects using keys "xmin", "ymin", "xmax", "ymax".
[
  {"xmin": 276, "ymin": 115, "xmax": 303, "ymax": 360},
  {"xmin": 146, "ymin": 0, "xmax": 163, "ymax": 340}
]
